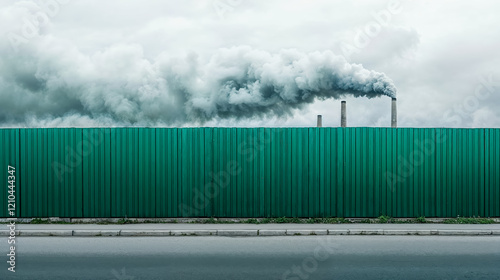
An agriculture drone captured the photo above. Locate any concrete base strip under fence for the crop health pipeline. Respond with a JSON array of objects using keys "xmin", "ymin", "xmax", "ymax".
[
  {"xmin": 3, "ymin": 218, "xmax": 500, "ymax": 224},
  {"xmin": 1, "ymin": 229, "xmax": 499, "ymax": 237}
]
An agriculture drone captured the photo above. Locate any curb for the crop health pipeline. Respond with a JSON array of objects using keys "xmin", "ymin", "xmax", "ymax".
[
  {"xmin": 218, "ymin": 230, "xmax": 258, "ymax": 236},
  {"xmin": 349, "ymin": 229, "xmax": 384, "ymax": 235},
  {"xmin": 120, "ymin": 230, "xmax": 171, "ymax": 236},
  {"xmin": 20, "ymin": 230, "xmax": 73, "ymax": 236},
  {"xmin": 286, "ymin": 230, "xmax": 328, "ymax": 236},
  {"xmin": 1, "ymin": 229, "xmax": 499, "ymax": 237},
  {"xmin": 170, "ymin": 230, "xmax": 216, "ymax": 236},
  {"xmin": 259, "ymin": 230, "xmax": 286, "ymax": 236},
  {"xmin": 437, "ymin": 230, "xmax": 493, "ymax": 236},
  {"xmin": 383, "ymin": 230, "xmax": 434, "ymax": 235}
]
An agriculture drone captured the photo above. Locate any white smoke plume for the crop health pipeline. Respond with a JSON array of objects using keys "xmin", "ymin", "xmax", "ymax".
[
  {"xmin": 0, "ymin": 3, "xmax": 396, "ymax": 127},
  {"xmin": 0, "ymin": 45, "xmax": 397, "ymax": 127}
]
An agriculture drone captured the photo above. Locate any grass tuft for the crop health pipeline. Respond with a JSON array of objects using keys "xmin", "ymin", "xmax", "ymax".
[
  {"xmin": 30, "ymin": 218, "xmax": 49, "ymax": 224},
  {"xmin": 415, "ymin": 216, "xmax": 427, "ymax": 223},
  {"xmin": 378, "ymin": 215, "xmax": 394, "ymax": 223},
  {"xmin": 244, "ymin": 218, "xmax": 259, "ymax": 224},
  {"xmin": 444, "ymin": 217, "xmax": 494, "ymax": 224}
]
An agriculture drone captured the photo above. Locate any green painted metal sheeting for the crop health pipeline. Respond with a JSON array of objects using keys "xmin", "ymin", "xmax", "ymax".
[{"xmin": 0, "ymin": 128, "xmax": 499, "ymax": 218}]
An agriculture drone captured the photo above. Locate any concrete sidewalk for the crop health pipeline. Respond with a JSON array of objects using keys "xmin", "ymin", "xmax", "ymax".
[{"xmin": 2, "ymin": 224, "xmax": 500, "ymax": 237}]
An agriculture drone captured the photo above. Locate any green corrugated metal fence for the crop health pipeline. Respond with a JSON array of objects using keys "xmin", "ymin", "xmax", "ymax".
[{"xmin": 0, "ymin": 128, "xmax": 499, "ymax": 218}]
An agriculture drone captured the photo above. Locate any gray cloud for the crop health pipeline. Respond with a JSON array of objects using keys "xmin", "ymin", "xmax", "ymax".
[
  {"xmin": 1, "ymin": 0, "xmax": 499, "ymax": 128},
  {"xmin": 0, "ymin": 40, "xmax": 396, "ymax": 126}
]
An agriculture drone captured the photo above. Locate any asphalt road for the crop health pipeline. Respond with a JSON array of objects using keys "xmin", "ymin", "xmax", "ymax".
[{"xmin": 1, "ymin": 236, "xmax": 499, "ymax": 280}]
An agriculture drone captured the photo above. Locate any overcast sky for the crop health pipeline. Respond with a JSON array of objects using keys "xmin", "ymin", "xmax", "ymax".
[{"xmin": 0, "ymin": 0, "xmax": 499, "ymax": 128}]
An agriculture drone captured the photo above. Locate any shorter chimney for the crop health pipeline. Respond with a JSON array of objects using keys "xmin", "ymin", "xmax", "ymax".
[
  {"xmin": 317, "ymin": 115, "xmax": 322, "ymax": 127},
  {"xmin": 341, "ymin": 101, "xmax": 346, "ymax": 127},
  {"xmin": 391, "ymin": 98, "xmax": 397, "ymax": 128}
]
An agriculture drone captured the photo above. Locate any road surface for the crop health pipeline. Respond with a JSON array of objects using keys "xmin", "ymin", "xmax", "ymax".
[{"xmin": 1, "ymin": 235, "xmax": 499, "ymax": 279}]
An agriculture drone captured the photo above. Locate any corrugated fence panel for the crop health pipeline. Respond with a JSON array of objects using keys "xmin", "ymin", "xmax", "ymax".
[
  {"xmin": 1, "ymin": 127, "xmax": 500, "ymax": 218},
  {"xmin": 0, "ymin": 129, "xmax": 19, "ymax": 218},
  {"xmin": 20, "ymin": 128, "xmax": 83, "ymax": 218},
  {"xmin": 486, "ymin": 129, "xmax": 500, "ymax": 217},
  {"xmin": 83, "ymin": 128, "xmax": 111, "ymax": 218},
  {"xmin": 110, "ymin": 128, "xmax": 125, "ymax": 217}
]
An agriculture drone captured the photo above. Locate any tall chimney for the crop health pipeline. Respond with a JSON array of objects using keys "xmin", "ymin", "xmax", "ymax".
[
  {"xmin": 341, "ymin": 101, "xmax": 346, "ymax": 127},
  {"xmin": 317, "ymin": 115, "xmax": 322, "ymax": 127},
  {"xmin": 391, "ymin": 98, "xmax": 397, "ymax": 128}
]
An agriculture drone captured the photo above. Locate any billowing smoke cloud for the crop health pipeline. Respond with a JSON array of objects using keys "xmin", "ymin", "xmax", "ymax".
[
  {"xmin": 0, "ymin": 4, "xmax": 396, "ymax": 127},
  {"xmin": 0, "ymin": 45, "xmax": 396, "ymax": 127},
  {"xmin": 186, "ymin": 47, "xmax": 396, "ymax": 120}
]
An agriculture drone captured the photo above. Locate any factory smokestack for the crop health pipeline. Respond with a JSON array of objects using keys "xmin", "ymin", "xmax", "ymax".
[
  {"xmin": 341, "ymin": 101, "xmax": 347, "ymax": 127},
  {"xmin": 317, "ymin": 115, "xmax": 322, "ymax": 127},
  {"xmin": 391, "ymin": 98, "xmax": 397, "ymax": 128}
]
